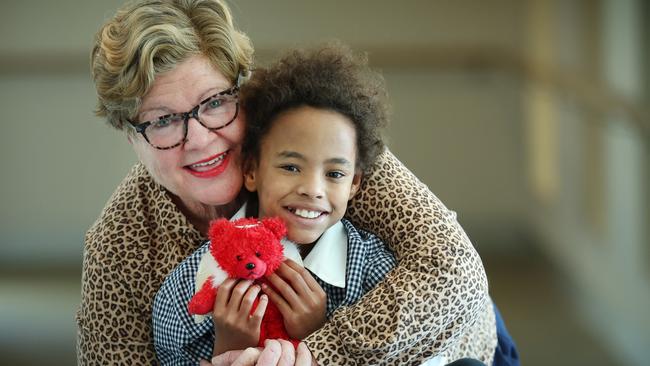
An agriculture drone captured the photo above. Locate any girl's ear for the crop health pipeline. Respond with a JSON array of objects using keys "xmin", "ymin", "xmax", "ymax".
[
  {"xmin": 243, "ymin": 159, "xmax": 258, "ymax": 192},
  {"xmin": 348, "ymin": 172, "xmax": 362, "ymax": 200}
]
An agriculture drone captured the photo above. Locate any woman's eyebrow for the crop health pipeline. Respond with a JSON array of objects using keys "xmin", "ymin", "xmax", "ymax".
[
  {"xmin": 139, "ymin": 84, "xmax": 230, "ymax": 118},
  {"xmin": 138, "ymin": 106, "xmax": 173, "ymax": 121},
  {"xmin": 200, "ymin": 84, "xmax": 230, "ymax": 100}
]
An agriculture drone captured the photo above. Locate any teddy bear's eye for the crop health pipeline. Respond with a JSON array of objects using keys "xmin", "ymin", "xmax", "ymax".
[
  {"xmin": 255, "ymin": 252, "xmax": 261, "ymax": 258},
  {"xmin": 236, "ymin": 255, "xmax": 242, "ymax": 261}
]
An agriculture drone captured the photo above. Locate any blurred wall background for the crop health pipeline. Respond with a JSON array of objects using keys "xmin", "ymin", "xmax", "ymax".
[{"xmin": 0, "ymin": 0, "xmax": 648, "ymax": 365}]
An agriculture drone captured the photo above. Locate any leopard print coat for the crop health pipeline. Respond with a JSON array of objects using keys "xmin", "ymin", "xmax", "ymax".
[{"xmin": 76, "ymin": 149, "xmax": 496, "ymax": 365}]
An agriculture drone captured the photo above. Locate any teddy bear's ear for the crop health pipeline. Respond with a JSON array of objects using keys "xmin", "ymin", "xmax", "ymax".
[
  {"xmin": 208, "ymin": 218, "xmax": 233, "ymax": 242},
  {"xmin": 260, "ymin": 217, "xmax": 287, "ymax": 240}
]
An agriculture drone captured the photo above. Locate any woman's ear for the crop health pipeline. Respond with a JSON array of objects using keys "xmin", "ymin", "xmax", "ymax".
[{"xmin": 348, "ymin": 172, "xmax": 362, "ymax": 200}]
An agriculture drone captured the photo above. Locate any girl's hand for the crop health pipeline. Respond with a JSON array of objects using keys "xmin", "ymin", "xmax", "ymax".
[
  {"xmin": 212, "ymin": 278, "xmax": 268, "ymax": 355},
  {"xmin": 262, "ymin": 259, "xmax": 327, "ymax": 339}
]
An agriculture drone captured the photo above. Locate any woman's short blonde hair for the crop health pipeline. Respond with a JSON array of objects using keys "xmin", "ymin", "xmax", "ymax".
[{"xmin": 92, "ymin": 0, "xmax": 254, "ymax": 130}]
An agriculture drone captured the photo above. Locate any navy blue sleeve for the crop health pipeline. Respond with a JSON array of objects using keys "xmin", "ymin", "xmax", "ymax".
[
  {"xmin": 152, "ymin": 243, "xmax": 214, "ymax": 365},
  {"xmin": 361, "ymin": 236, "xmax": 397, "ymax": 293}
]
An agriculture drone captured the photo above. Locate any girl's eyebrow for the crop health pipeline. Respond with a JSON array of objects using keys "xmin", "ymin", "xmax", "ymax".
[
  {"xmin": 277, "ymin": 151, "xmax": 352, "ymax": 166},
  {"xmin": 325, "ymin": 157, "xmax": 352, "ymax": 166},
  {"xmin": 277, "ymin": 151, "xmax": 305, "ymax": 160}
]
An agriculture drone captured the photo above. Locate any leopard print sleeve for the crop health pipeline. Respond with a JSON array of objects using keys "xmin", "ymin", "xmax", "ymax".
[
  {"xmin": 76, "ymin": 221, "xmax": 158, "ymax": 364},
  {"xmin": 76, "ymin": 164, "xmax": 205, "ymax": 365},
  {"xmin": 304, "ymin": 149, "xmax": 497, "ymax": 365}
]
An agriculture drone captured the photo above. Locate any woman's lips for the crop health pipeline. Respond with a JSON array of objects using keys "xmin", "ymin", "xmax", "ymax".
[{"xmin": 184, "ymin": 151, "xmax": 230, "ymax": 178}]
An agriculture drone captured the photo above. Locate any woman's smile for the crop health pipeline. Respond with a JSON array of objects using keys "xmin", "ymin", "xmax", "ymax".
[{"xmin": 184, "ymin": 150, "xmax": 231, "ymax": 178}]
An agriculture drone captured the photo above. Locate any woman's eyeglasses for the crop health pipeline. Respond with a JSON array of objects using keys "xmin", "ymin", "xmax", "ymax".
[{"xmin": 128, "ymin": 84, "xmax": 239, "ymax": 150}]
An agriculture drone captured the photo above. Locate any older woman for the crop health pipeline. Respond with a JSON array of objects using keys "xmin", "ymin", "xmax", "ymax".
[{"xmin": 77, "ymin": 0, "xmax": 497, "ymax": 365}]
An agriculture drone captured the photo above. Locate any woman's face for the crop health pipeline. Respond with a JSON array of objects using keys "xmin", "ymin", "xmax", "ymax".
[{"xmin": 130, "ymin": 55, "xmax": 245, "ymax": 211}]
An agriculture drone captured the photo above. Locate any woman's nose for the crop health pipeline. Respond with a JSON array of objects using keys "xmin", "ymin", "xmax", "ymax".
[{"xmin": 183, "ymin": 117, "xmax": 213, "ymax": 150}]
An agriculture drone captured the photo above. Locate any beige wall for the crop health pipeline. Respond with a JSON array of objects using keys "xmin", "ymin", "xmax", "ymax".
[{"xmin": 0, "ymin": 0, "xmax": 530, "ymax": 267}]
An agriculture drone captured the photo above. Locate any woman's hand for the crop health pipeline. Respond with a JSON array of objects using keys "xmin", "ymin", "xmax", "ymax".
[
  {"xmin": 212, "ymin": 278, "xmax": 268, "ymax": 355},
  {"xmin": 262, "ymin": 259, "xmax": 327, "ymax": 339},
  {"xmin": 202, "ymin": 340, "xmax": 317, "ymax": 366}
]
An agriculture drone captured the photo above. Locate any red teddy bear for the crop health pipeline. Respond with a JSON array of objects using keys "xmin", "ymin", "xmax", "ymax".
[{"xmin": 188, "ymin": 217, "xmax": 301, "ymax": 348}]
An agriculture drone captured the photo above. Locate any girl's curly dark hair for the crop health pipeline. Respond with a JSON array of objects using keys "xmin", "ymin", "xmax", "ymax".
[{"xmin": 240, "ymin": 42, "xmax": 389, "ymax": 173}]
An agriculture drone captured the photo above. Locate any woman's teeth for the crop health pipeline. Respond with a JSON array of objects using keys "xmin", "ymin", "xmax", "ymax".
[
  {"xmin": 293, "ymin": 209, "xmax": 322, "ymax": 219},
  {"xmin": 189, "ymin": 153, "xmax": 225, "ymax": 169}
]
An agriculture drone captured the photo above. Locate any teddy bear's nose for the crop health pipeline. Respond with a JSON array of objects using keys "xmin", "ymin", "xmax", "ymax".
[{"xmin": 245, "ymin": 263, "xmax": 255, "ymax": 270}]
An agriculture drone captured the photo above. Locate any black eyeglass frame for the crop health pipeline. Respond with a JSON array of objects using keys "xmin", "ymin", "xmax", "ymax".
[{"xmin": 128, "ymin": 84, "xmax": 240, "ymax": 150}]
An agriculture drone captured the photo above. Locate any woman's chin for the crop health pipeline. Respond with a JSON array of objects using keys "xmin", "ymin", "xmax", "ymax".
[
  {"xmin": 188, "ymin": 176, "xmax": 243, "ymax": 205},
  {"xmin": 170, "ymin": 185, "xmax": 241, "ymax": 216},
  {"xmin": 196, "ymin": 190, "xmax": 241, "ymax": 208}
]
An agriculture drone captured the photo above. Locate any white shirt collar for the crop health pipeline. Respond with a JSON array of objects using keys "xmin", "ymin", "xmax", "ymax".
[
  {"xmin": 283, "ymin": 221, "xmax": 348, "ymax": 288},
  {"xmin": 230, "ymin": 203, "xmax": 247, "ymax": 220},
  {"xmin": 232, "ymin": 202, "xmax": 348, "ymax": 288}
]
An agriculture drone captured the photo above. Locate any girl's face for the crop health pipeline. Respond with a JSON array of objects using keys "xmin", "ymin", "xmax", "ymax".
[
  {"xmin": 244, "ymin": 106, "xmax": 361, "ymax": 245},
  {"xmin": 130, "ymin": 55, "xmax": 245, "ymax": 213}
]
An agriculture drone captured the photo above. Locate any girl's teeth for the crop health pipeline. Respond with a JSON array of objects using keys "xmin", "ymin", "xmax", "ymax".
[
  {"xmin": 294, "ymin": 209, "xmax": 321, "ymax": 219},
  {"xmin": 190, "ymin": 154, "xmax": 225, "ymax": 168}
]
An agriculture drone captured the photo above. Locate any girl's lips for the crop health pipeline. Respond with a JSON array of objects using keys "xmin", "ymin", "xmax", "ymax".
[
  {"xmin": 286, "ymin": 206, "xmax": 328, "ymax": 219},
  {"xmin": 283, "ymin": 207, "xmax": 329, "ymax": 225},
  {"xmin": 184, "ymin": 151, "xmax": 231, "ymax": 178}
]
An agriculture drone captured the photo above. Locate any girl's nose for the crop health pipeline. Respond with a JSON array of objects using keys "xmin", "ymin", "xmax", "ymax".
[{"xmin": 297, "ymin": 174, "xmax": 324, "ymax": 199}]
